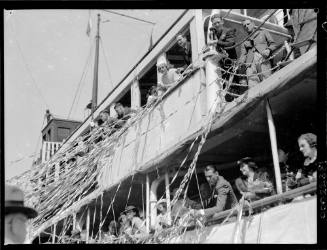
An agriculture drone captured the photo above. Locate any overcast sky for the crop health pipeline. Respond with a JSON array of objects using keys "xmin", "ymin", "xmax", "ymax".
[{"xmin": 4, "ymin": 9, "xmax": 185, "ymax": 180}]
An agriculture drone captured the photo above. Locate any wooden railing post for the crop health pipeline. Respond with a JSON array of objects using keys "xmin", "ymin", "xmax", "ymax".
[
  {"xmin": 146, "ymin": 174, "xmax": 150, "ymax": 233},
  {"xmin": 164, "ymin": 169, "xmax": 172, "ymax": 225},
  {"xmin": 266, "ymin": 99, "xmax": 283, "ymax": 195}
]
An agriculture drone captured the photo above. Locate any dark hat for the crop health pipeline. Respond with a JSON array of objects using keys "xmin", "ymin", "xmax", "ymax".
[
  {"xmin": 123, "ymin": 205, "xmax": 137, "ymax": 213},
  {"xmin": 237, "ymin": 157, "xmax": 258, "ymax": 169},
  {"xmin": 5, "ymin": 184, "xmax": 38, "ymax": 219}
]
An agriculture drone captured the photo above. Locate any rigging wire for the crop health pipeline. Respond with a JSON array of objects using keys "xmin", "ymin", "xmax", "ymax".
[
  {"xmin": 101, "ymin": 9, "xmax": 156, "ymax": 25},
  {"xmin": 99, "ymin": 37, "xmax": 113, "ymax": 90},
  {"xmin": 67, "ymin": 40, "xmax": 95, "ymax": 119},
  {"xmin": 224, "ymin": 9, "xmax": 279, "ymax": 50},
  {"xmin": 9, "ymin": 17, "xmax": 50, "ymax": 110}
]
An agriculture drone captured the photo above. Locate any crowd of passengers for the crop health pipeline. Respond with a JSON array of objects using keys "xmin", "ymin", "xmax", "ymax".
[
  {"xmin": 68, "ymin": 132, "xmax": 317, "ymax": 243},
  {"xmin": 147, "ymin": 13, "xmax": 285, "ymax": 104},
  {"xmin": 78, "ymin": 13, "xmax": 297, "ymax": 140},
  {"xmin": 81, "ymin": 14, "xmax": 285, "ymax": 140}
]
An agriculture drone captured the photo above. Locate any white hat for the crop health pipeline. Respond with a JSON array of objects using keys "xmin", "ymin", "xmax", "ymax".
[{"xmin": 156, "ymin": 53, "xmax": 168, "ymax": 66}]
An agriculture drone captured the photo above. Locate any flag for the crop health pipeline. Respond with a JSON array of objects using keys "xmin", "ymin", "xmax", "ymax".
[{"xmin": 86, "ymin": 13, "xmax": 92, "ymax": 37}]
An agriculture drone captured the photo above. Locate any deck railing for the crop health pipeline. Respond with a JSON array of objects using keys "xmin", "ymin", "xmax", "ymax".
[
  {"xmin": 205, "ymin": 182, "xmax": 317, "ymax": 227},
  {"xmin": 41, "ymin": 141, "xmax": 62, "ymax": 163}
]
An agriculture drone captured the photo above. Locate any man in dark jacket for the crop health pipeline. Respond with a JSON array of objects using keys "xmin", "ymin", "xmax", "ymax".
[
  {"xmin": 239, "ymin": 19, "xmax": 277, "ymax": 88},
  {"xmin": 193, "ymin": 165, "xmax": 238, "ymax": 219},
  {"xmin": 176, "ymin": 33, "xmax": 192, "ymax": 73},
  {"xmin": 208, "ymin": 14, "xmax": 237, "ymax": 61}
]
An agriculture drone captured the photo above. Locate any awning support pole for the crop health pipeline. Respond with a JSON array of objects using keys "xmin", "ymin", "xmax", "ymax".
[
  {"xmin": 164, "ymin": 169, "xmax": 172, "ymax": 225},
  {"xmin": 86, "ymin": 208, "xmax": 90, "ymax": 243},
  {"xmin": 52, "ymin": 223, "xmax": 56, "ymax": 244},
  {"xmin": 146, "ymin": 174, "xmax": 150, "ymax": 233},
  {"xmin": 266, "ymin": 99, "xmax": 283, "ymax": 194},
  {"xmin": 203, "ymin": 49, "xmax": 222, "ymax": 115},
  {"xmin": 73, "ymin": 212, "xmax": 76, "ymax": 230}
]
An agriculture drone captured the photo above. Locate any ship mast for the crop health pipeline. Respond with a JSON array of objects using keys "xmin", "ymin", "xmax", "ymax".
[{"xmin": 91, "ymin": 13, "xmax": 101, "ymax": 115}]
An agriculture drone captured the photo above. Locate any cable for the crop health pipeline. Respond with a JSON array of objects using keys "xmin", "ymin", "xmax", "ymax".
[
  {"xmin": 67, "ymin": 40, "xmax": 95, "ymax": 119},
  {"xmin": 99, "ymin": 37, "xmax": 113, "ymax": 90},
  {"xmin": 102, "ymin": 10, "xmax": 156, "ymax": 25},
  {"xmin": 224, "ymin": 9, "xmax": 279, "ymax": 50},
  {"xmin": 9, "ymin": 17, "xmax": 50, "ymax": 110}
]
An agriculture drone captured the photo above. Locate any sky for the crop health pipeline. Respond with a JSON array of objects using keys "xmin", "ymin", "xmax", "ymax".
[{"xmin": 4, "ymin": 9, "xmax": 185, "ymax": 180}]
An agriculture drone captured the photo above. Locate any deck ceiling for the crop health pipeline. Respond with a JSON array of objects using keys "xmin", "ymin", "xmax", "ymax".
[{"xmin": 198, "ymin": 66, "xmax": 317, "ymax": 169}]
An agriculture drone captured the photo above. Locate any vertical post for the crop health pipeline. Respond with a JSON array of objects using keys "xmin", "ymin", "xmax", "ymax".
[
  {"xmin": 91, "ymin": 13, "xmax": 101, "ymax": 114},
  {"xmin": 266, "ymin": 99, "xmax": 283, "ymax": 194},
  {"xmin": 41, "ymin": 142, "xmax": 46, "ymax": 163},
  {"xmin": 146, "ymin": 174, "xmax": 150, "ymax": 233},
  {"xmin": 46, "ymin": 142, "xmax": 50, "ymax": 162},
  {"xmin": 52, "ymin": 223, "xmax": 56, "ymax": 244},
  {"xmin": 73, "ymin": 212, "xmax": 76, "ymax": 230},
  {"xmin": 131, "ymin": 78, "xmax": 141, "ymax": 109},
  {"xmin": 150, "ymin": 178, "xmax": 160, "ymax": 229},
  {"xmin": 86, "ymin": 208, "xmax": 90, "ymax": 243},
  {"xmin": 190, "ymin": 9, "xmax": 205, "ymax": 66},
  {"xmin": 164, "ymin": 170, "xmax": 172, "ymax": 225},
  {"xmin": 203, "ymin": 50, "xmax": 222, "ymax": 114}
]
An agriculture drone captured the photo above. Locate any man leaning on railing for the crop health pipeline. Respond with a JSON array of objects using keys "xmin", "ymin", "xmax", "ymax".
[
  {"xmin": 238, "ymin": 19, "xmax": 277, "ymax": 88},
  {"xmin": 190, "ymin": 165, "xmax": 238, "ymax": 219}
]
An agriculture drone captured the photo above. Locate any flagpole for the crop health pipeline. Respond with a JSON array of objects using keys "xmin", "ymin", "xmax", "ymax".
[{"xmin": 91, "ymin": 13, "xmax": 101, "ymax": 116}]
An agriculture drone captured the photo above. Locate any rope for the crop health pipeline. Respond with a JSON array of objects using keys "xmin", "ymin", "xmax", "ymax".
[
  {"xmin": 9, "ymin": 18, "xmax": 50, "ymax": 109},
  {"xmin": 99, "ymin": 37, "xmax": 114, "ymax": 90},
  {"xmin": 67, "ymin": 40, "xmax": 94, "ymax": 119}
]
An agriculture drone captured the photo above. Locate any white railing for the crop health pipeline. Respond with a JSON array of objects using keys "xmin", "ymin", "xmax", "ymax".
[{"xmin": 41, "ymin": 141, "xmax": 62, "ymax": 163}]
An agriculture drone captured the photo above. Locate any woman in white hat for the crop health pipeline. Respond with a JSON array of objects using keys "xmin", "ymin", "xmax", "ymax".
[{"xmin": 156, "ymin": 53, "xmax": 181, "ymax": 95}]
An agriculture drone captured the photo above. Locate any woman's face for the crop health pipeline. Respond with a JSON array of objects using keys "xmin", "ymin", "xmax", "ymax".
[
  {"xmin": 158, "ymin": 64, "xmax": 168, "ymax": 74},
  {"xmin": 298, "ymin": 139, "xmax": 314, "ymax": 158},
  {"xmin": 157, "ymin": 204, "xmax": 166, "ymax": 213},
  {"xmin": 126, "ymin": 211, "xmax": 134, "ymax": 220},
  {"xmin": 240, "ymin": 164, "xmax": 251, "ymax": 176}
]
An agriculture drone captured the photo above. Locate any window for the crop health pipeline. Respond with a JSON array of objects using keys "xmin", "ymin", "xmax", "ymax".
[{"xmin": 58, "ymin": 127, "xmax": 70, "ymax": 142}]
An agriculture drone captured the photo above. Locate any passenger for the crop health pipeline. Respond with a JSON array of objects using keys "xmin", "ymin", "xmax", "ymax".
[
  {"xmin": 208, "ymin": 13, "xmax": 237, "ymax": 61},
  {"xmin": 146, "ymin": 86, "xmax": 158, "ymax": 105},
  {"xmin": 156, "ymin": 53, "xmax": 182, "ymax": 95},
  {"xmin": 235, "ymin": 157, "xmax": 274, "ymax": 201},
  {"xmin": 198, "ymin": 182, "xmax": 211, "ymax": 208},
  {"xmin": 239, "ymin": 19, "xmax": 277, "ymax": 88},
  {"xmin": 97, "ymin": 109, "xmax": 116, "ymax": 127},
  {"xmin": 124, "ymin": 205, "xmax": 147, "ymax": 238},
  {"xmin": 114, "ymin": 103, "xmax": 136, "ymax": 120},
  {"xmin": 175, "ymin": 33, "xmax": 192, "ymax": 74},
  {"xmin": 118, "ymin": 212, "xmax": 132, "ymax": 237},
  {"xmin": 207, "ymin": 13, "xmax": 238, "ymax": 102},
  {"xmin": 5, "ymin": 184, "xmax": 38, "ymax": 244},
  {"xmin": 154, "ymin": 199, "xmax": 171, "ymax": 231},
  {"xmin": 108, "ymin": 220, "xmax": 118, "ymax": 237},
  {"xmin": 295, "ymin": 133, "xmax": 317, "ymax": 187},
  {"xmin": 192, "ymin": 165, "xmax": 238, "ymax": 218},
  {"xmin": 113, "ymin": 102, "xmax": 137, "ymax": 128}
]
